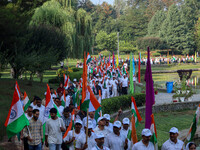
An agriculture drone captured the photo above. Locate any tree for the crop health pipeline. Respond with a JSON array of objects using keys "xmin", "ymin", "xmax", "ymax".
[
  {"xmin": 96, "ymin": 31, "xmax": 117, "ymax": 51},
  {"xmin": 160, "ymin": 4, "xmax": 186, "ymax": 53},
  {"xmin": 147, "ymin": 10, "xmax": 166, "ymax": 37}
]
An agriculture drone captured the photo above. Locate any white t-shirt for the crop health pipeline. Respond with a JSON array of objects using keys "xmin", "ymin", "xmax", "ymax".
[
  {"xmin": 25, "ymin": 113, "xmax": 32, "ymax": 120},
  {"xmin": 83, "ymin": 116, "xmax": 96, "ymax": 129},
  {"xmin": 45, "ymin": 118, "xmax": 65, "ymax": 144},
  {"xmin": 161, "ymin": 139, "xmax": 185, "ymax": 150},
  {"xmin": 64, "ymin": 130, "xmax": 83, "ymax": 150},
  {"xmin": 111, "ymin": 79, "xmax": 118, "ymax": 89},
  {"xmin": 76, "ymin": 132, "xmax": 96, "ymax": 150},
  {"xmin": 30, "ymin": 102, "xmax": 37, "ymax": 110},
  {"xmin": 65, "ymin": 95, "xmax": 71, "ymax": 107},
  {"xmin": 57, "ymin": 105, "xmax": 64, "ymax": 116},
  {"xmin": 121, "ymin": 77, "xmax": 128, "ymax": 87},
  {"xmin": 105, "ymin": 123, "xmax": 113, "ymax": 133},
  {"xmin": 120, "ymin": 128, "xmax": 129, "ymax": 138},
  {"xmin": 91, "ymin": 145, "xmax": 110, "ymax": 150},
  {"xmin": 132, "ymin": 140, "xmax": 154, "ymax": 150},
  {"xmin": 105, "ymin": 132, "xmax": 126, "ymax": 150},
  {"xmin": 35, "ymin": 105, "xmax": 45, "ymax": 122},
  {"xmin": 93, "ymin": 126, "xmax": 110, "ymax": 137}
]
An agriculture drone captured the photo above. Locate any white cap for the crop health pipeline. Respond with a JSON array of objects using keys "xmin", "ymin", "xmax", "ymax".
[
  {"xmin": 122, "ymin": 118, "xmax": 130, "ymax": 125},
  {"xmin": 96, "ymin": 74, "xmax": 99, "ymax": 76},
  {"xmin": 113, "ymin": 121, "xmax": 121, "ymax": 128},
  {"xmin": 142, "ymin": 129, "xmax": 152, "ymax": 136},
  {"xmin": 73, "ymin": 78, "xmax": 77, "ymax": 82},
  {"xmin": 97, "ymin": 117, "xmax": 105, "ymax": 123},
  {"xmin": 75, "ymin": 119, "xmax": 82, "ymax": 125},
  {"xmin": 169, "ymin": 127, "xmax": 179, "ymax": 134},
  {"xmin": 84, "ymin": 121, "xmax": 93, "ymax": 129},
  {"xmin": 103, "ymin": 114, "xmax": 110, "ymax": 121},
  {"xmin": 95, "ymin": 132, "xmax": 104, "ymax": 139}
]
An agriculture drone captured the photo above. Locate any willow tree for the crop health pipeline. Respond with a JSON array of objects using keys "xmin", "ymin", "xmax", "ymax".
[
  {"xmin": 30, "ymin": 0, "xmax": 93, "ymax": 59},
  {"xmin": 74, "ymin": 8, "xmax": 93, "ymax": 58}
]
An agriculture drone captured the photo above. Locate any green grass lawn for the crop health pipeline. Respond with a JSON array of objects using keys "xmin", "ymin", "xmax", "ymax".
[{"xmin": 0, "ymin": 79, "xmax": 57, "ymax": 141}]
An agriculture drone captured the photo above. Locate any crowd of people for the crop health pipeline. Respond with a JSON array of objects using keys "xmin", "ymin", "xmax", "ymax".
[{"xmin": 9, "ymin": 54, "xmax": 198, "ymax": 150}]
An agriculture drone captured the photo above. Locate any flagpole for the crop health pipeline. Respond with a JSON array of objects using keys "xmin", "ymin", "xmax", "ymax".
[
  {"xmin": 86, "ymin": 108, "xmax": 89, "ymax": 144},
  {"xmin": 181, "ymin": 122, "xmax": 193, "ymax": 149}
]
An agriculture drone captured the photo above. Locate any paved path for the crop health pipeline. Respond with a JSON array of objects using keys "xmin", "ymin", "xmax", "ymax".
[{"xmin": 154, "ymin": 93, "xmax": 200, "ymax": 105}]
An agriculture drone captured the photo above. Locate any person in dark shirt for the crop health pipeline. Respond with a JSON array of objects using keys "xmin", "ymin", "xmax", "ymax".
[{"xmin": 57, "ymin": 83, "xmax": 65, "ymax": 96}]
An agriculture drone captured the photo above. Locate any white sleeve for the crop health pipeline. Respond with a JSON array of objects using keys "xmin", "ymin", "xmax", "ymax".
[
  {"xmin": 65, "ymin": 131, "xmax": 72, "ymax": 142},
  {"xmin": 45, "ymin": 121, "xmax": 49, "ymax": 135}
]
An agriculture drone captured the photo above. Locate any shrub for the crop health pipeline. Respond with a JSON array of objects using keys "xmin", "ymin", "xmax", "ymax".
[
  {"xmin": 99, "ymin": 50, "xmax": 111, "ymax": 57},
  {"xmin": 69, "ymin": 70, "xmax": 83, "ymax": 81},
  {"xmin": 72, "ymin": 67, "xmax": 82, "ymax": 72},
  {"xmin": 101, "ymin": 93, "xmax": 145, "ymax": 114}
]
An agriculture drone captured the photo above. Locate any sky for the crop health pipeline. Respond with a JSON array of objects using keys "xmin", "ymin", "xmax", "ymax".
[{"xmin": 90, "ymin": 0, "xmax": 114, "ymax": 5}]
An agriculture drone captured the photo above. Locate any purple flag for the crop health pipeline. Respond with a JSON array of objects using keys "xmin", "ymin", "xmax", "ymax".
[{"xmin": 145, "ymin": 47, "xmax": 155, "ymax": 129}]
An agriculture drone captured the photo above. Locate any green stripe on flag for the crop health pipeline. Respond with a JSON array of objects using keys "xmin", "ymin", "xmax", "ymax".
[
  {"xmin": 80, "ymin": 100, "xmax": 90, "ymax": 112},
  {"xmin": 24, "ymin": 101, "xmax": 31, "ymax": 112},
  {"xmin": 6, "ymin": 114, "xmax": 29, "ymax": 138}
]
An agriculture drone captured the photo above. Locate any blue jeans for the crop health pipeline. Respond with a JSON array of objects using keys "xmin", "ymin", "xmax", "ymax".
[
  {"xmin": 49, "ymin": 143, "xmax": 61, "ymax": 150},
  {"xmin": 29, "ymin": 142, "xmax": 42, "ymax": 150}
]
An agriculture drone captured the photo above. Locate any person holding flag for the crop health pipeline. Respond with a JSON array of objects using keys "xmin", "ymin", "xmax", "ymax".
[
  {"xmin": 64, "ymin": 119, "xmax": 83, "ymax": 150},
  {"xmin": 161, "ymin": 127, "xmax": 185, "ymax": 150},
  {"xmin": 75, "ymin": 121, "xmax": 96, "ymax": 150},
  {"xmin": 94, "ymin": 117, "xmax": 110, "ymax": 137},
  {"xmin": 132, "ymin": 128, "xmax": 154, "ymax": 150}
]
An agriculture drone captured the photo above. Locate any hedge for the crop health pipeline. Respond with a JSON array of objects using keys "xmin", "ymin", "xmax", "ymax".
[{"xmin": 101, "ymin": 93, "xmax": 146, "ymax": 114}]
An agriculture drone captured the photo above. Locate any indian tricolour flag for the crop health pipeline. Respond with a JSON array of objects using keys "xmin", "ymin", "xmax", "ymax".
[
  {"xmin": 150, "ymin": 114, "xmax": 158, "ymax": 150},
  {"xmin": 61, "ymin": 89, "xmax": 66, "ymax": 107},
  {"xmin": 95, "ymin": 90, "xmax": 102, "ymax": 121},
  {"xmin": 64, "ymin": 74, "xmax": 69, "ymax": 89},
  {"xmin": 86, "ymin": 52, "xmax": 91, "ymax": 64},
  {"xmin": 81, "ymin": 86, "xmax": 101, "ymax": 113},
  {"xmin": 5, "ymin": 81, "xmax": 29, "ymax": 138},
  {"xmin": 63, "ymin": 109, "xmax": 75, "ymax": 142},
  {"xmin": 131, "ymin": 96, "xmax": 142, "ymax": 127},
  {"xmin": 43, "ymin": 84, "xmax": 61, "ymax": 141},
  {"xmin": 187, "ymin": 104, "xmax": 200, "ymax": 141},
  {"xmin": 23, "ymin": 91, "xmax": 31, "ymax": 112}
]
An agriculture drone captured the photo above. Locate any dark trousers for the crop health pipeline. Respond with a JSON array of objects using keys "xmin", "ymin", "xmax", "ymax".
[
  {"xmin": 61, "ymin": 142, "xmax": 69, "ymax": 150},
  {"xmin": 122, "ymin": 87, "xmax": 127, "ymax": 95},
  {"xmin": 24, "ymin": 137, "xmax": 29, "ymax": 150}
]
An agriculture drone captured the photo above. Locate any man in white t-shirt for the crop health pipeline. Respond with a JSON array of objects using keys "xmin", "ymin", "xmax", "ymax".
[
  {"xmin": 75, "ymin": 121, "xmax": 96, "ymax": 150},
  {"xmin": 82, "ymin": 111, "xmax": 96, "ymax": 130},
  {"xmin": 91, "ymin": 132, "xmax": 110, "ymax": 150},
  {"xmin": 64, "ymin": 119, "xmax": 83, "ymax": 150},
  {"xmin": 111, "ymin": 76, "xmax": 118, "ymax": 97},
  {"xmin": 45, "ymin": 108, "xmax": 66, "ymax": 150},
  {"xmin": 120, "ymin": 118, "xmax": 130, "ymax": 138},
  {"xmin": 34, "ymin": 97, "xmax": 45, "ymax": 122},
  {"xmin": 94, "ymin": 117, "xmax": 110, "ymax": 137},
  {"xmin": 103, "ymin": 114, "xmax": 113, "ymax": 133},
  {"xmin": 161, "ymin": 127, "xmax": 185, "ymax": 150},
  {"xmin": 132, "ymin": 128, "xmax": 154, "ymax": 150},
  {"xmin": 121, "ymin": 74, "xmax": 128, "ymax": 95},
  {"xmin": 25, "ymin": 106, "xmax": 33, "ymax": 120},
  {"xmin": 54, "ymin": 97, "xmax": 64, "ymax": 116},
  {"xmin": 105, "ymin": 121, "xmax": 128, "ymax": 150}
]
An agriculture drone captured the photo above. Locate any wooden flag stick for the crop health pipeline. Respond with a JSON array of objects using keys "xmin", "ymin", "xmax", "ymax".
[
  {"xmin": 181, "ymin": 122, "xmax": 193, "ymax": 150},
  {"xmin": 86, "ymin": 108, "xmax": 89, "ymax": 144}
]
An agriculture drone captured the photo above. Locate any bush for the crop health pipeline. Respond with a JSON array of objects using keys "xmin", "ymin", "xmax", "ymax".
[
  {"xmin": 69, "ymin": 70, "xmax": 83, "ymax": 81},
  {"xmin": 72, "ymin": 67, "xmax": 82, "ymax": 72},
  {"xmin": 99, "ymin": 50, "xmax": 111, "ymax": 57},
  {"xmin": 152, "ymin": 52, "xmax": 161, "ymax": 57},
  {"xmin": 101, "ymin": 93, "xmax": 146, "ymax": 114}
]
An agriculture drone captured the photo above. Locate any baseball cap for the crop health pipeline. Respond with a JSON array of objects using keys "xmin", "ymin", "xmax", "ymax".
[
  {"xmin": 122, "ymin": 118, "xmax": 130, "ymax": 125},
  {"xmin": 142, "ymin": 129, "xmax": 152, "ymax": 136},
  {"xmin": 169, "ymin": 127, "xmax": 179, "ymax": 134},
  {"xmin": 84, "ymin": 121, "xmax": 93, "ymax": 129},
  {"xmin": 75, "ymin": 119, "xmax": 82, "ymax": 125},
  {"xmin": 73, "ymin": 79, "xmax": 77, "ymax": 82},
  {"xmin": 97, "ymin": 117, "xmax": 105, "ymax": 123},
  {"xmin": 103, "ymin": 114, "xmax": 110, "ymax": 121},
  {"xmin": 95, "ymin": 132, "xmax": 104, "ymax": 139},
  {"xmin": 113, "ymin": 121, "xmax": 121, "ymax": 128}
]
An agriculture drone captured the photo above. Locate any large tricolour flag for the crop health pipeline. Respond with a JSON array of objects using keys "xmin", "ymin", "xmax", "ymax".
[
  {"xmin": 81, "ymin": 86, "xmax": 101, "ymax": 112},
  {"xmin": 131, "ymin": 96, "xmax": 142, "ymax": 127},
  {"xmin": 187, "ymin": 104, "xmax": 200, "ymax": 141},
  {"xmin": 86, "ymin": 52, "xmax": 91, "ymax": 64},
  {"xmin": 5, "ymin": 81, "xmax": 29, "ymax": 138},
  {"xmin": 23, "ymin": 91, "xmax": 31, "ymax": 112},
  {"xmin": 64, "ymin": 74, "xmax": 69, "ymax": 89},
  {"xmin": 150, "ymin": 114, "xmax": 158, "ymax": 150}
]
